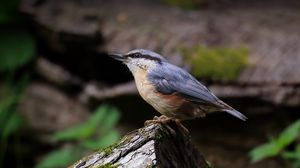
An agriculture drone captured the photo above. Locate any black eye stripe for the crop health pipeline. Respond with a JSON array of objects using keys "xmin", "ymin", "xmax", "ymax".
[{"xmin": 125, "ymin": 53, "xmax": 162, "ymax": 62}]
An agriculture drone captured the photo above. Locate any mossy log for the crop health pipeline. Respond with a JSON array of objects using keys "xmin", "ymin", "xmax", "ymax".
[{"xmin": 70, "ymin": 121, "xmax": 210, "ymax": 168}]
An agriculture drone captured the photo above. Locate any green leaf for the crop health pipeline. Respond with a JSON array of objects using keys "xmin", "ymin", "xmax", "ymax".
[
  {"xmin": 35, "ymin": 147, "xmax": 80, "ymax": 168},
  {"xmin": 282, "ymin": 151, "xmax": 300, "ymax": 160},
  {"xmin": 292, "ymin": 162, "xmax": 300, "ymax": 168},
  {"xmin": 52, "ymin": 124, "xmax": 96, "ymax": 141},
  {"xmin": 82, "ymin": 131, "xmax": 120, "ymax": 150},
  {"xmin": 0, "ymin": 94, "xmax": 19, "ymax": 125},
  {"xmin": 52, "ymin": 105, "xmax": 117, "ymax": 141},
  {"xmin": 249, "ymin": 141, "xmax": 280, "ymax": 163},
  {"xmin": 2, "ymin": 113, "xmax": 23, "ymax": 139},
  {"xmin": 0, "ymin": 0, "xmax": 20, "ymax": 23},
  {"xmin": 276, "ymin": 119, "xmax": 300, "ymax": 149},
  {"xmin": 250, "ymin": 119, "xmax": 300, "ymax": 163},
  {"xmin": 0, "ymin": 75, "xmax": 28, "ymax": 139},
  {"xmin": 282, "ymin": 144, "xmax": 300, "ymax": 160},
  {"xmin": 88, "ymin": 105, "xmax": 110, "ymax": 127},
  {"xmin": 101, "ymin": 107, "xmax": 120, "ymax": 132},
  {"xmin": 0, "ymin": 29, "xmax": 35, "ymax": 72}
]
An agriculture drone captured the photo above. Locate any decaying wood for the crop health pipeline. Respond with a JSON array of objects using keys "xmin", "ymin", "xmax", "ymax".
[
  {"xmin": 210, "ymin": 84, "xmax": 300, "ymax": 106},
  {"xmin": 34, "ymin": 56, "xmax": 300, "ymax": 106},
  {"xmin": 20, "ymin": 0, "xmax": 300, "ymax": 84},
  {"xmin": 18, "ymin": 83, "xmax": 89, "ymax": 132},
  {"xmin": 20, "ymin": 0, "xmax": 300, "ymax": 106},
  {"xmin": 36, "ymin": 58, "xmax": 83, "ymax": 87},
  {"xmin": 35, "ymin": 57, "xmax": 137, "ymax": 102},
  {"xmin": 79, "ymin": 81, "xmax": 137, "ymax": 103},
  {"xmin": 70, "ymin": 120, "xmax": 210, "ymax": 168}
]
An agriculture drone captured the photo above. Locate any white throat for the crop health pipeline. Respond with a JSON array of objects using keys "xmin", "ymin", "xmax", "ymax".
[{"xmin": 125, "ymin": 58, "xmax": 157, "ymax": 74}]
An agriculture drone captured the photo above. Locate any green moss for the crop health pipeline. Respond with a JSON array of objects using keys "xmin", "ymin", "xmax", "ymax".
[
  {"xmin": 146, "ymin": 165, "xmax": 156, "ymax": 168},
  {"xmin": 182, "ymin": 45, "xmax": 249, "ymax": 81},
  {"xmin": 155, "ymin": 131, "xmax": 164, "ymax": 141},
  {"xmin": 102, "ymin": 146, "xmax": 114, "ymax": 156},
  {"xmin": 96, "ymin": 163, "xmax": 118, "ymax": 168},
  {"xmin": 206, "ymin": 160, "xmax": 213, "ymax": 168},
  {"xmin": 121, "ymin": 135, "xmax": 133, "ymax": 145},
  {"xmin": 98, "ymin": 135, "xmax": 133, "ymax": 156},
  {"xmin": 162, "ymin": 0, "xmax": 205, "ymax": 9},
  {"xmin": 98, "ymin": 142, "xmax": 118, "ymax": 156}
]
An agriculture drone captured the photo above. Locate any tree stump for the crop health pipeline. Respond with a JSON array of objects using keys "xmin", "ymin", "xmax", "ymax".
[{"xmin": 70, "ymin": 120, "xmax": 210, "ymax": 168}]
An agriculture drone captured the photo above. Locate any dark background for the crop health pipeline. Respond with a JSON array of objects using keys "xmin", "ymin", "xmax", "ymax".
[{"xmin": 1, "ymin": 0, "xmax": 300, "ymax": 167}]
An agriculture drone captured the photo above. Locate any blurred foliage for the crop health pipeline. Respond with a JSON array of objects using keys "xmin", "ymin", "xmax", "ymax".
[
  {"xmin": 0, "ymin": 0, "xmax": 21, "ymax": 24},
  {"xmin": 0, "ymin": 76, "xmax": 29, "ymax": 166},
  {"xmin": 0, "ymin": 0, "xmax": 36, "ymax": 166},
  {"xmin": 0, "ymin": 76, "xmax": 28, "ymax": 140},
  {"xmin": 182, "ymin": 46, "xmax": 249, "ymax": 81},
  {"xmin": 36, "ymin": 105, "xmax": 121, "ymax": 168},
  {"xmin": 161, "ymin": 0, "xmax": 205, "ymax": 9},
  {"xmin": 282, "ymin": 144, "xmax": 300, "ymax": 168},
  {"xmin": 35, "ymin": 147, "xmax": 81, "ymax": 168},
  {"xmin": 0, "ymin": 78, "xmax": 27, "ymax": 167},
  {"xmin": 0, "ymin": 30, "xmax": 36, "ymax": 72},
  {"xmin": 0, "ymin": 28, "xmax": 35, "ymax": 167},
  {"xmin": 250, "ymin": 119, "xmax": 300, "ymax": 167}
]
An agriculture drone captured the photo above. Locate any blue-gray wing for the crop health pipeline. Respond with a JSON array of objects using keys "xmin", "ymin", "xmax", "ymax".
[{"xmin": 148, "ymin": 63, "xmax": 219, "ymax": 105}]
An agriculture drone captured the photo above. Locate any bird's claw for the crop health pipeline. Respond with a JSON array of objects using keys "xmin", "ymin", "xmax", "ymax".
[
  {"xmin": 144, "ymin": 116, "xmax": 189, "ymax": 133},
  {"xmin": 145, "ymin": 115, "xmax": 173, "ymax": 125}
]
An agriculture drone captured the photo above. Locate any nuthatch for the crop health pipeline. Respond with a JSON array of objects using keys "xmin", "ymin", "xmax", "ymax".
[{"xmin": 110, "ymin": 49, "xmax": 247, "ymax": 121}]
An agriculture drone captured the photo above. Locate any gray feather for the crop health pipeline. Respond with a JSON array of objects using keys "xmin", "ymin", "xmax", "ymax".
[
  {"xmin": 148, "ymin": 62, "xmax": 219, "ymax": 105},
  {"xmin": 148, "ymin": 62, "xmax": 247, "ymax": 121},
  {"xmin": 223, "ymin": 109, "xmax": 248, "ymax": 121}
]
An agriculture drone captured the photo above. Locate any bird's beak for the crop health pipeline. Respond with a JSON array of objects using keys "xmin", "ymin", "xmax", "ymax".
[{"xmin": 108, "ymin": 53, "xmax": 126, "ymax": 62}]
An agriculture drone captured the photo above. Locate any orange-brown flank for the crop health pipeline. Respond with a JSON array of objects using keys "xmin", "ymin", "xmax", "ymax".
[{"xmin": 133, "ymin": 68, "xmax": 200, "ymax": 119}]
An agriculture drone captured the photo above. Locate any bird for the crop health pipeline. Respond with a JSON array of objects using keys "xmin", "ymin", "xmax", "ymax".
[{"xmin": 109, "ymin": 49, "xmax": 247, "ymax": 121}]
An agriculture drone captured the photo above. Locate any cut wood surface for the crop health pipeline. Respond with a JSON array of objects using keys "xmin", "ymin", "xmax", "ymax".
[{"xmin": 70, "ymin": 120, "xmax": 210, "ymax": 168}]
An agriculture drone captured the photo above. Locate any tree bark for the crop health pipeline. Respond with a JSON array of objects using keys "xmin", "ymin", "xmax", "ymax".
[{"xmin": 70, "ymin": 120, "xmax": 210, "ymax": 168}]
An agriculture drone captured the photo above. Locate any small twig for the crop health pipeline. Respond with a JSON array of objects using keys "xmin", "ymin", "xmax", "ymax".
[
  {"xmin": 36, "ymin": 58, "xmax": 83, "ymax": 86},
  {"xmin": 79, "ymin": 81, "xmax": 138, "ymax": 103}
]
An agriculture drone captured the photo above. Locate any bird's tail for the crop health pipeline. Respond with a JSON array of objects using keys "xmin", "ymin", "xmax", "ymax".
[
  {"xmin": 223, "ymin": 109, "xmax": 247, "ymax": 121},
  {"xmin": 215, "ymin": 100, "xmax": 247, "ymax": 121}
]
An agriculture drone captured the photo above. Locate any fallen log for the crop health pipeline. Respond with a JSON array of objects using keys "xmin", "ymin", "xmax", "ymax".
[
  {"xmin": 20, "ymin": 0, "xmax": 300, "ymax": 106},
  {"xmin": 70, "ymin": 120, "xmax": 210, "ymax": 168}
]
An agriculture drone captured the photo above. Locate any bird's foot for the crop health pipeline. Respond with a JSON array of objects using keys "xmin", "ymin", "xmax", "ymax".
[
  {"xmin": 144, "ymin": 116, "xmax": 189, "ymax": 133},
  {"xmin": 145, "ymin": 115, "xmax": 172, "ymax": 125}
]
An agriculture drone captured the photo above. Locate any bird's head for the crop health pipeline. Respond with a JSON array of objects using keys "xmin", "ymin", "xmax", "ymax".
[{"xmin": 109, "ymin": 49, "xmax": 166, "ymax": 73}]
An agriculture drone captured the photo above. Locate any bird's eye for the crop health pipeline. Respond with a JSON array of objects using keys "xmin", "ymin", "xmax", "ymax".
[{"xmin": 134, "ymin": 53, "xmax": 141, "ymax": 57}]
